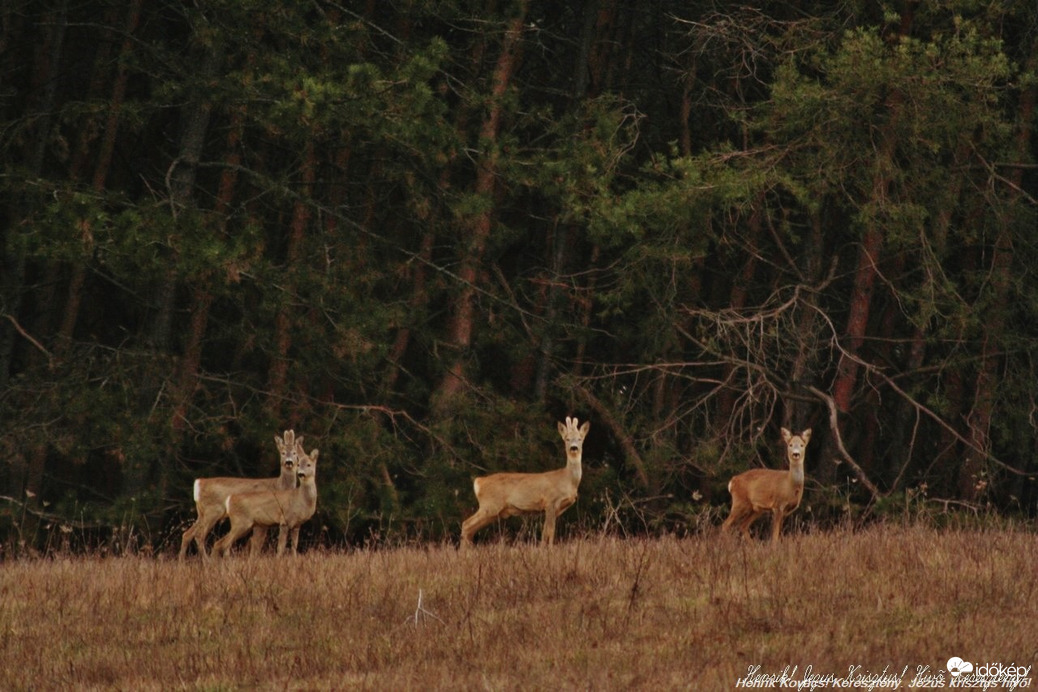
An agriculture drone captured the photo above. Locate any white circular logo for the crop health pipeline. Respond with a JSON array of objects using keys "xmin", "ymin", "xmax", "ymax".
[{"xmin": 947, "ymin": 657, "xmax": 974, "ymax": 677}]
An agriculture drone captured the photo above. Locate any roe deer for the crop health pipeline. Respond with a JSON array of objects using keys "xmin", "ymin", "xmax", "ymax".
[
  {"xmin": 213, "ymin": 444, "xmax": 319, "ymax": 558},
  {"xmin": 461, "ymin": 416, "xmax": 590, "ymax": 547},
  {"xmin": 179, "ymin": 430, "xmax": 302, "ymax": 560},
  {"xmin": 723, "ymin": 427, "xmax": 812, "ymax": 542}
]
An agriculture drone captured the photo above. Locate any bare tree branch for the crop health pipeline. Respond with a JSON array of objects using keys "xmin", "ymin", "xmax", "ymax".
[
  {"xmin": 575, "ymin": 384, "xmax": 650, "ymax": 488},
  {"xmin": 807, "ymin": 385, "xmax": 882, "ymax": 500},
  {"xmin": 3, "ymin": 314, "xmax": 53, "ymax": 368}
]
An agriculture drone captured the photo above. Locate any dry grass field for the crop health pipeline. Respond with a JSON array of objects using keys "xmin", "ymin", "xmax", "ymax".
[{"xmin": 1, "ymin": 525, "xmax": 1035, "ymax": 690}]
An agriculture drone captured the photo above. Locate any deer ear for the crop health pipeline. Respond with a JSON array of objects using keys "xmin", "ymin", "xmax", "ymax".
[
  {"xmin": 309, "ymin": 450, "xmax": 319, "ymax": 463},
  {"xmin": 579, "ymin": 421, "xmax": 590, "ymax": 437},
  {"xmin": 781, "ymin": 427, "xmax": 792, "ymax": 442},
  {"xmin": 801, "ymin": 429, "xmax": 812, "ymax": 443},
  {"xmin": 558, "ymin": 421, "xmax": 567, "ymax": 437}
]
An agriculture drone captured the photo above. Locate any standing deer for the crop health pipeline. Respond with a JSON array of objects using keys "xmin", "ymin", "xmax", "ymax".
[
  {"xmin": 179, "ymin": 430, "xmax": 302, "ymax": 561},
  {"xmin": 213, "ymin": 443, "xmax": 319, "ymax": 558},
  {"xmin": 461, "ymin": 416, "xmax": 590, "ymax": 547},
  {"xmin": 723, "ymin": 427, "xmax": 812, "ymax": 542}
]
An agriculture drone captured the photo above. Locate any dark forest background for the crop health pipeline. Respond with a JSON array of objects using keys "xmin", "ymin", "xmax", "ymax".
[{"xmin": 1, "ymin": 0, "xmax": 1036, "ymax": 553}]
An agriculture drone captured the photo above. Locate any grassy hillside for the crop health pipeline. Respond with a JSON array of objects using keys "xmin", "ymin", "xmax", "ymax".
[{"xmin": 1, "ymin": 527, "xmax": 1035, "ymax": 690}]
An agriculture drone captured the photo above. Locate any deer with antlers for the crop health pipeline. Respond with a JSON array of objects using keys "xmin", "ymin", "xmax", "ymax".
[
  {"xmin": 179, "ymin": 430, "xmax": 303, "ymax": 561},
  {"xmin": 723, "ymin": 427, "xmax": 812, "ymax": 542},
  {"xmin": 213, "ymin": 443, "xmax": 319, "ymax": 558},
  {"xmin": 461, "ymin": 416, "xmax": 590, "ymax": 547}
]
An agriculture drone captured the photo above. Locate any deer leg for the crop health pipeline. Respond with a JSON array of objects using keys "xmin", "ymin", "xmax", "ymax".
[
  {"xmin": 191, "ymin": 514, "xmax": 224, "ymax": 560},
  {"xmin": 288, "ymin": 527, "xmax": 301, "ymax": 555},
  {"xmin": 460, "ymin": 512, "xmax": 482, "ymax": 546},
  {"xmin": 276, "ymin": 525, "xmax": 288, "ymax": 554},
  {"xmin": 284, "ymin": 528, "xmax": 295, "ymax": 553},
  {"xmin": 721, "ymin": 508, "xmax": 740, "ymax": 533},
  {"xmin": 212, "ymin": 531, "xmax": 232, "ymax": 558},
  {"xmin": 249, "ymin": 525, "xmax": 269, "ymax": 556},
  {"xmin": 461, "ymin": 508, "xmax": 496, "ymax": 546},
  {"xmin": 723, "ymin": 502, "xmax": 750, "ymax": 534},
  {"xmin": 770, "ymin": 509, "xmax": 785, "ymax": 542},
  {"xmin": 738, "ymin": 509, "xmax": 763, "ymax": 539},
  {"xmin": 274, "ymin": 525, "xmax": 290, "ymax": 556},
  {"xmin": 214, "ymin": 520, "xmax": 252, "ymax": 558},
  {"xmin": 212, "ymin": 530, "xmax": 231, "ymax": 558},
  {"xmin": 179, "ymin": 522, "xmax": 198, "ymax": 560},
  {"xmin": 541, "ymin": 506, "xmax": 558, "ymax": 546}
]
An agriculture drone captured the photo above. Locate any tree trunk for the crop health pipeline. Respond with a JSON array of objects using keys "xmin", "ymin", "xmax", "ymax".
[
  {"xmin": 823, "ymin": 7, "xmax": 915, "ymax": 485},
  {"xmin": 56, "ymin": 0, "xmax": 141, "ymax": 362},
  {"xmin": 432, "ymin": 3, "xmax": 528, "ymax": 413},
  {"xmin": 4, "ymin": 3, "xmax": 67, "ymax": 505},
  {"xmin": 832, "ymin": 222, "xmax": 884, "ymax": 415},
  {"xmin": 572, "ymin": 244, "xmax": 600, "ymax": 378},
  {"xmin": 382, "ymin": 231, "xmax": 434, "ymax": 397},
  {"xmin": 266, "ymin": 134, "xmax": 317, "ymax": 422},
  {"xmin": 959, "ymin": 54, "xmax": 1035, "ymax": 501},
  {"xmin": 532, "ymin": 223, "xmax": 570, "ymax": 401},
  {"xmin": 127, "ymin": 32, "xmax": 220, "ymax": 501},
  {"xmin": 0, "ymin": 2, "xmax": 67, "ymax": 390},
  {"xmin": 831, "ymin": 6, "xmax": 915, "ymax": 415},
  {"xmin": 170, "ymin": 105, "xmax": 244, "ymax": 435},
  {"xmin": 150, "ymin": 43, "xmax": 219, "ymax": 352},
  {"xmin": 787, "ymin": 211, "xmax": 825, "ymax": 429},
  {"xmin": 716, "ymin": 203, "xmax": 763, "ymax": 424},
  {"xmin": 885, "ymin": 133, "xmax": 970, "ymax": 491}
]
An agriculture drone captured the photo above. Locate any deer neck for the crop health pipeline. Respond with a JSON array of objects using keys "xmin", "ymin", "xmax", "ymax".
[
  {"xmin": 293, "ymin": 478, "xmax": 317, "ymax": 511},
  {"xmin": 566, "ymin": 453, "xmax": 583, "ymax": 484},
  {"xmin": 788, "ymin": 459, "xmax": 804, "ymax": 488}
]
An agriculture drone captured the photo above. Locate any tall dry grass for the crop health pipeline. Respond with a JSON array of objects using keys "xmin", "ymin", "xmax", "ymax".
[{"xmin": 1, "ymin": 526, "xmax": 1035, "ymax": 690}]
